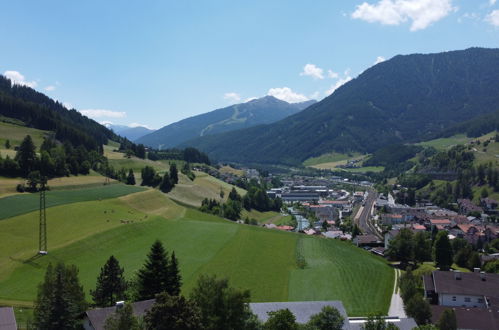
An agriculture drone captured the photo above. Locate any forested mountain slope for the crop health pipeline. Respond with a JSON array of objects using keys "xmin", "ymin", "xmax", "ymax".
[
  {"xmin": 182, "ymin": 48, "xmax": 499, "ymax": 165},
  {"xmin": 137, "ymin": 96, "xmax": 315, "ymax": 149}
]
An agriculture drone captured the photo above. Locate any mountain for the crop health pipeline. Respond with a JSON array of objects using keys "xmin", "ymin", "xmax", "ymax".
[
  {"xmin": 0, "ymin": 75, "xmax": 124, "ymax": 151},
  {"xmin": 105, "ymin": 124, "xmax": 156, "ymax": 142},
  {"xmin": 181, "ymin": 48, "xmax": 499, "ymax": 165},
  {"xmin": 136, "ymin": 96, "xmax": 316, "ymax": 149}
]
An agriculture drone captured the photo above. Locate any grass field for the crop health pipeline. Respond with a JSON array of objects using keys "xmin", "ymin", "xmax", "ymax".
[
  {"xmin": 0, "ymin": 121, "xmax": 50, "ymax": 151},
  {"xmin": 0, "ymin": 190, "xmax": 394, "ymax": 316},
  {"xmin": 306, "ymin": 154, "xmax": 368, "ymax": 170},
  {"xmin": 167, "ymin": 171, "xmax": 246, "ymax": 207},
  {"xmin": 303, "ymin": 152, "xmax": 363, "ymax": 167},
  {"xmin": 219, "ymin": 165, "xmax": 245, "ymax": 177},
  {"xmin": 342, "ymin": 166, "xmax": 385, "ymax": 173},
  {"xmin": 0, "ymin": 184, "xmax": 145, "ymax": 220},
  {"xmin": 289, "ymin": 237, "xmax": 394, "ymax": 316},
  {"xmin": 241, "ymin": 209, "xmax": 290, "ymax": 224}
]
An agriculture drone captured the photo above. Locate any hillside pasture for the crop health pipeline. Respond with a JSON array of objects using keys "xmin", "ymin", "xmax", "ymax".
[
  {"xmin": 0, "ymin": 121, "xmax": 50, "ymax": 151},
  {"xmin": 0, "ymin": 183, "xmax": 145, "ymax": 220},
  {"xmin": 288, "ymin": 237, "xmax": 394, "ymax": 316},
  {"xmin": 0, "ymin": 199, "xmax": 394, "ymax": 316},
  {"xmin": 167, "ymin": 171, "xmax": 245, "ymax": 207},
  {"xmin": 416, "ymin": 134, "xmax": 472, "ymax": 150}
]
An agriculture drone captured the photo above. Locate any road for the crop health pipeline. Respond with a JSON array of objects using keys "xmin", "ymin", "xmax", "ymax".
[
  {"xmin": 388, "ymin": 269, "xmax": 407, "ymax": 318},
  {"xmin": 355, "ymin": 189, "xmax": 382, "ymax": 239}
]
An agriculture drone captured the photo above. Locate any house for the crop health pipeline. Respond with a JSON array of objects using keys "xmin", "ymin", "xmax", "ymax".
[
  {"xmin": 349, "ymin": 317, "xmax": 417, "ymax": 330},
  {"xmin": 457, "ymin": 199, "xmax": 483, "ymax": 215},
  {"xmin": 423, "ymin": 270, "xmax": 499, "ymax": 308},
  {"xmin": 480, "ymin": 197, "xmax": 499, "ymax": 213},
  {"xmin": 249, "ymin": 301, "xmax": 348, "ymax": 328},
  {"xmin": 429, "ymin": 219, "xmax": 452, "ymax": 230},
  {"xmin": 411, "ymin": 224, "xmax": 426, "ymax": 232},
  {"xmin": 0, "ymin": 307, "xmax": 17, "ymax": 330},
  {"xmin": 281, "ymin": 192, "xmax": 320, "ymax": 203},
  {"xmin": 423, "ymin": 270, "xmax": 499, "ymax": 330},
  {"xmin": 384, "ymin": 229, "xmax": 400, "ymax": 249},
  {"xmin": 84, "ymin": 300, "xmax": 155, "ymax": 330},
  {"xmin": 353, "ymin": 234, "xmax": 382, "ymax": 247}
]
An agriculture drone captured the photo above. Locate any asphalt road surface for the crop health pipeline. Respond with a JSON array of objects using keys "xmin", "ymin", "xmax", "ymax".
[{"xmin": 356, "ymin": 190, "xmax": 382, "ymax": 239}]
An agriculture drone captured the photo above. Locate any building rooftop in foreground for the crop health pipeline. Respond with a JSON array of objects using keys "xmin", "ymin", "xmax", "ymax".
[
  {"xmin": 249, "ymin": 301, "xmax": 348, "ymax": 326},
  {"xmin": 0, "ymin": 307, "xmax": 17, "ymax": 330}
]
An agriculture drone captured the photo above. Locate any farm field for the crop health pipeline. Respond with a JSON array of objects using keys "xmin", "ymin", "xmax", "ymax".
[
  {"xmin": 303, "ymin": 152, "xmax": 363, "ymax": 167},
  {"xmin": 415, "ymin": 134, "xmax": 471, "ymax": 150},
  {"xmin": 343, "ymin": 166, "xmax": 385, "ymax": 173},
  {"xmin": 0, "ymin": 185, "xmax": 394, "ymax": 316},
  {"xmin": 167, "ymin": 171, "xmax": 246, "ymax": 207},
  {"xmin": 0, "ymin": 183, "xmax": 145, "ymax": 220},
  {"xmin": 289, "ymin": 237, "xmax": 394, "ymax": 316},
  {"xmin": 241, "ymin": 209, "xmax": 290, "ymax": 224}
]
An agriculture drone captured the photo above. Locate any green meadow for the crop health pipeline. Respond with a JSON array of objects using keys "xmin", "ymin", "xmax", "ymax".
[
  {"xmin": 0, "ymin": 177, "xmax": 393, "ymax": 316},
  {"xmin": 0, "ymin": 184, "xmax": 145, "ymax": 220}
]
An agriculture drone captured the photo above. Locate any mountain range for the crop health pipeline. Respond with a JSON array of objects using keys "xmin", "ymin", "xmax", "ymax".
[
  {"xmin": 137, "ymin": 96, "xmax": 316, "ymax": 149},
  {"xmin": 105, "ymin": 124, "xmax": 156, "ymax": 142},
  {"xmin": 180, "ymin": 48, "xmax": 499, "ymax": 165}
]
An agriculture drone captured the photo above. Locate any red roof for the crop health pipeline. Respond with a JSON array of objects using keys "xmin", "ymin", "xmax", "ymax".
[
  {"xmin": 412, "ymin": 224, "xmax": 426, "ymax": 230},
  {"xmin": 430, "ymin": 219, "xmax": 451, "ymax": 225},
  {"xmin": 276, "ymin": 225, "xmax": 294, "ymax": 231}
]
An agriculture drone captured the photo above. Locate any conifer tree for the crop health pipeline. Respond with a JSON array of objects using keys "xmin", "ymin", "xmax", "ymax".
[
  {"xmin": 91, "ymin": 255, "xmax": 128, "ymax": 307},
  {"xmin": 433, "ymin": 231, "xmax": 454, "ymax": 271},
  {"xmin": 144, "ymin": 292, "xmax": 201, "ymax": 330},
  {"xmin": 33, "ymin": 262, "xmax": 87, "ymax": 330},
  {"xmin": 167, "ymin": 251, "xmax": 182, "ymax": 296},
  {"xmin": 159, "ymin": 173, "xmax": 173, "ymax": 193},
  {"xmin": 169, "ymin": 163, "xmax": 179, "ymax": 184},
  {"xmin": 104, "ymin": 303, "xmax": 140, "ymax": 330},
  {"xmin": 126, "ymin": 169, "xmax": 136, "ymax": 185},
  {"xmin": 4, "ymin": 139, "xmax": 10, "ymax": 149},
  {"xmin": 136, "ymin": 240, "xmax": 171, "ymax": 300},
  {"xmin": 15, "ymin": 135, "xmax": 37, "ymax": 174}
]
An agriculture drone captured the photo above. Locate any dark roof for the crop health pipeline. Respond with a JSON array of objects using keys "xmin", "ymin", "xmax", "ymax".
[
  {"xmin": 85, "ymin": 299, "xmax": 155, "ymax": 330},
  {"xmin": 430, "ymin": 271, "xmax": 499, "ymax": 303},
  {"xmin": 0, "ymin": 307, "xmax": 17, "ymax": 330},
  {"xmin": 249, "ymin": 301, "xmax": 347, "ymax": 326},
  {"xmin": 423, "ymin": 274, "xmax": 435, "ymax": 292},
  {"xmin": 431, "ymin": 305, "xmax": 499, "ymax": 330}
]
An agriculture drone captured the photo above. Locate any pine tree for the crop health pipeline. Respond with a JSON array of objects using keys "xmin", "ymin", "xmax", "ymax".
[
  {"xmin": 104, "ymin": 303, "xmax": 140, "ymax": 330},
  {"xmin": 91, "ymin": 256, "xmax": 128, "ymax": 307},
  {"xmin": 433, "ymin": 231, "xmax": 454, "ymax": 271},
  {"xmin": 126, "ymin": 169, "xmax": 136, "ymax": 185},
  {"xmin": 144, "ymin": 292, "xmax": 201, "ymax": 330},
  {"xmin": 159, "ymin": 173, "xmax": 173, "ymax": 193},
  {"xmin": 34, "ymin": 262, "xmax": 87, "ymax": 330},
  {"xmin": 136, "ymin": 240, "xmax": 171, "ymax": 300},
  {"xmin": 15, "ymin": 135, "xmax": 37, "ymax": 175},
  {"xmin": 169, "ymin": 163, "xmax": 179, "ymax": 184},
  {"xmin": 4, "ymin": 139, "xmax": 10, "ymax": 149},
  {"xmin": 167, "ymin": 251, "xmax": 182, "ymax": 296}
]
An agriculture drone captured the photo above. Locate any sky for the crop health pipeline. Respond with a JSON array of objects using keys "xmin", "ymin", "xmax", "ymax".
[{"xmin": 1, "ymin": 0, "xmax": 499, "ymax": 129}]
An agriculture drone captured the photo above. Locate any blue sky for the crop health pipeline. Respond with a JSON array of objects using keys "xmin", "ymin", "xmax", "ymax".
[{"xmin": 1, "ymin": 0, "xmax": 499, "ymax": 129}]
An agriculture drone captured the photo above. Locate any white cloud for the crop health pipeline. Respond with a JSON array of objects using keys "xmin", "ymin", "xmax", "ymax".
[
  {"xmin": 309, "ymin": 91, "xmax": 320, "ymax": 100},
  {"xmin": 223, "ymin": 92, "xmax": 241, "ymax": 102},
  {"xmin": 129, "ymin": 122, "xmax": 154, "ymax": 129},
  {"xmin": 44, "ymin": 85, "xmax": 56, "ymax": 91},
  {"xmin": 491, "ymin": 0, "xmax": 497, "ymax": 6},
  {"xmin": 100, "ymin": 121, "xmax": 114, "ymax": 126},
  {"xmin": 80, "ymin": 109, "xmax": 127, "ymax": 119},
  {"xmin": 63, "ymin": 102, "xmax": 73, "ymax": 110},
  {"xmin": 374, "ymin": 56, "xmax": 386, "ymax": 64},
  {"xmin": 244, "ymin": 97, "xmax": 258, "ymax": 103},
  {"xmin": 4, "ymin": 70, "xmax": 38, "ymax": 88},
  {"xmin": 300, "ymin": 64, "xmax": 324, "ymax": 80},
  {"xmin": 351, "ymin": 0, "xmax": 455, "ymax": 31},
  {"xmin": 267, "ymin": 87, "xmax": 309, "ymax": 103},
  {"xmin": 327, "ymin": 70, "xmax": 339, "ymax": 79},
  {"xmin": 325, "ymin": 73, "xmax": 353, "ymax": 96},
  {"xmin": 486, "ymin": 9, "xmax": 499, "ymax": 26}
]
